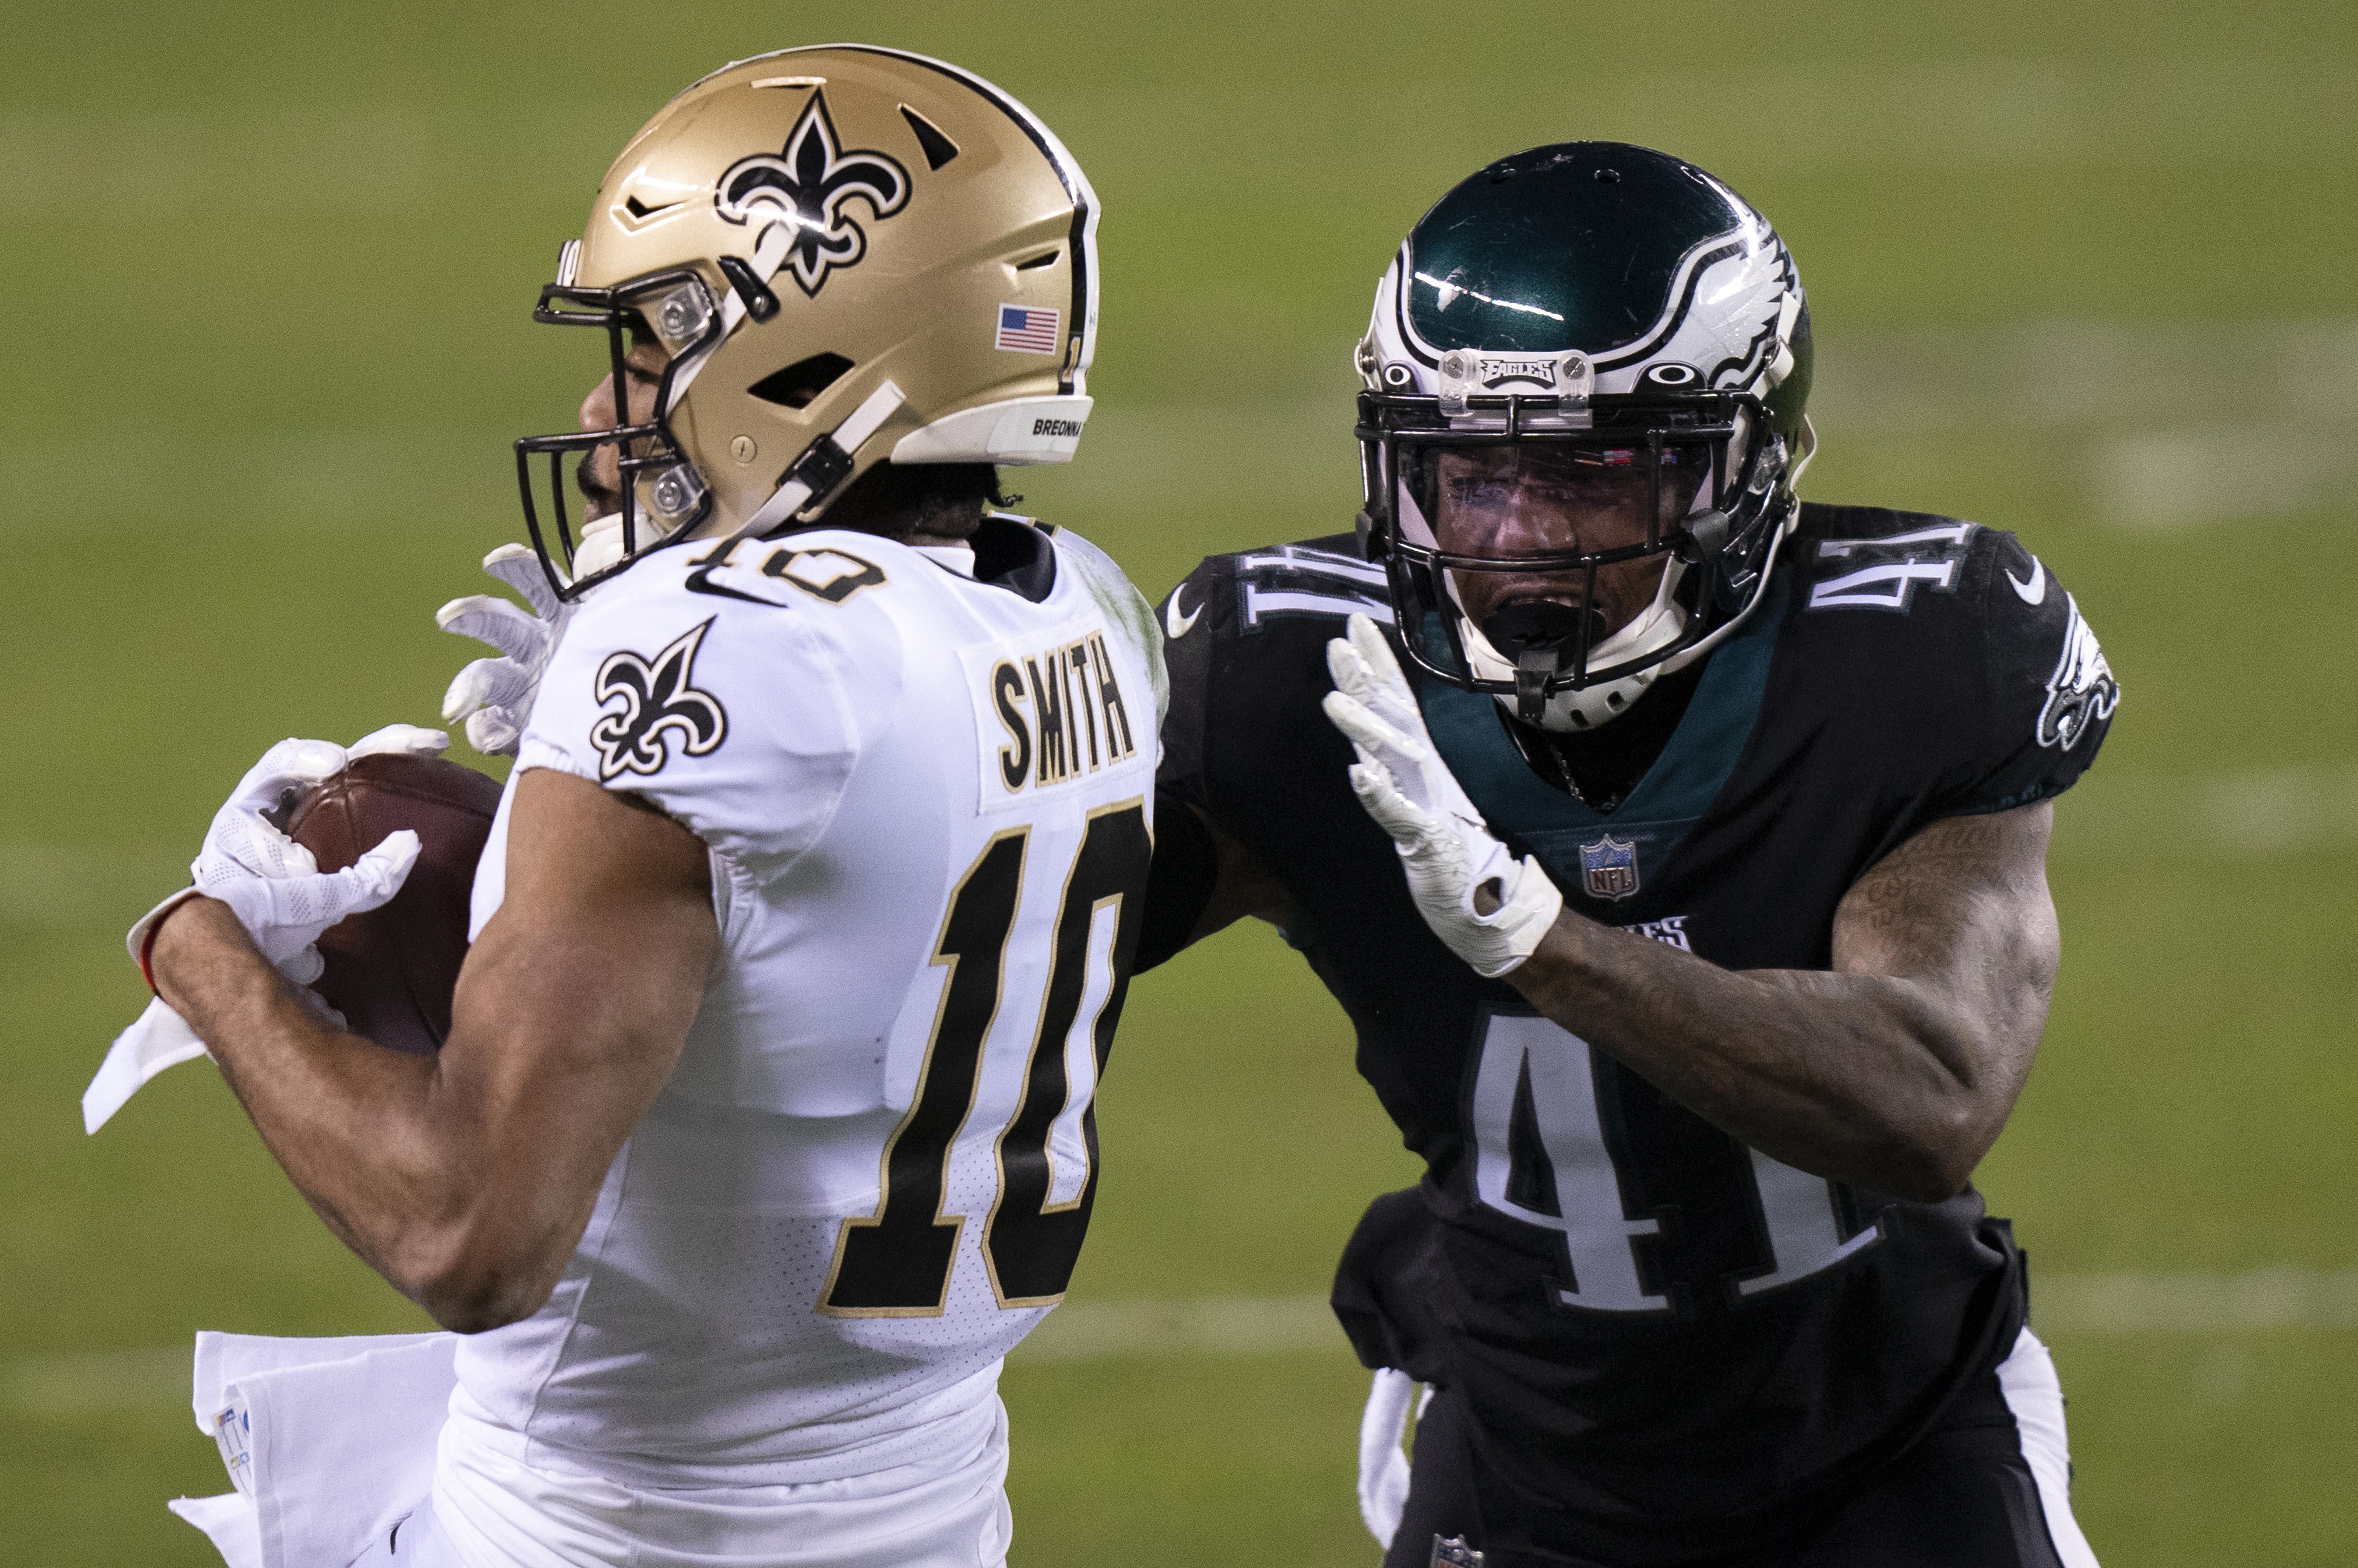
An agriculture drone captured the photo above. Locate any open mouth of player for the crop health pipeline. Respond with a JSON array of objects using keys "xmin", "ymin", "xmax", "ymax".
[
  {"xmin": 1478, "ymin": 593, "xmax": 1614, "ymax": 668},
  {"xmin": 1448, "ymin": 559, "xmax": 1681, "ymax": 719},
  {"xmin": 576, "ymin": 452, "xmax": 622, "ymax": 524},
  {"xmin": 1392, "ymin": 437, "xmax": 1709, "ymax": 696}
]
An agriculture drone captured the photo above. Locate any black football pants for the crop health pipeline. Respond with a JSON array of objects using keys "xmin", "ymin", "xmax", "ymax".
[{"xmin": 1384, "ymin": 1368, "xmax": 2079, "ymax": 1568}]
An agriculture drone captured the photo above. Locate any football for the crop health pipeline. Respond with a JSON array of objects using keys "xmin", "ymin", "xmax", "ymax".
[{"xmin": 284, "ymin": 751, "xmax": 505, "ymax": 1055}]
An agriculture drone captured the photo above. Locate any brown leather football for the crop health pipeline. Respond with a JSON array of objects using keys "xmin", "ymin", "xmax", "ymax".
[{"xmin": 285, "ymin": 751, "xmax": 504, "ymax": 1055}]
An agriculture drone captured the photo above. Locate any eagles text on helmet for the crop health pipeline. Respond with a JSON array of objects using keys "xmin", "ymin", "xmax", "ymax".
[{"xmin": 1354, "ymin": 143, "xmax": 1815, "ymax": 733}]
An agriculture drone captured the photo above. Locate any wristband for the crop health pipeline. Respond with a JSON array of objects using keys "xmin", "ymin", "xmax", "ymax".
[{"xmin": 126, "ymin": 887, "xmax": 205, "ymax": 996}]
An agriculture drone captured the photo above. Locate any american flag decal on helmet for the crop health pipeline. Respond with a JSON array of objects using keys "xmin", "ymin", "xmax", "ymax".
[{"xmin": 994, "ymin": 304, "xmax": 1060, "ymax": 354}]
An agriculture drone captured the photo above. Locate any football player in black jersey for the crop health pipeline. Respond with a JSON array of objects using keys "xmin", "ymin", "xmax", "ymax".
[{"xmin": 1134, "ymin": 145, "xmax": 2118, "ymax": 1567}]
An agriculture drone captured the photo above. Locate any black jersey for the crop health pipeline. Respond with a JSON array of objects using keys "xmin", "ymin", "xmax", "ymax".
[{"xmin": 1157, "ymin": 504, "xmax": 2118, "ymax": 1562}]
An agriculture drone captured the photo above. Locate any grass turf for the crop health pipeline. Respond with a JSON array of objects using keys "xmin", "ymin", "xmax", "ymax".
[{"xmin": 4, "ymin": 2, "xmax": 2354, "ymax": 1561}]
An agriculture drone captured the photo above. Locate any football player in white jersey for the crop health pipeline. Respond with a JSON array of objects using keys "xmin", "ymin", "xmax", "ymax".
[{"xmin": 106, "ymin": 47, "xmax": 1162, "ymax": 1568}]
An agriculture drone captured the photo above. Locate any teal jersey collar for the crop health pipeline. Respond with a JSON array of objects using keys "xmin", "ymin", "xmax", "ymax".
[{"xmin": 1414, "ymin": 589, "xmax": 1786, "ymax": 897}]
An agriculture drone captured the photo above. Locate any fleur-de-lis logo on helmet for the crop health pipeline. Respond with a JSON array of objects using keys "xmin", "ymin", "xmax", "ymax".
[
  {"xmin": 715, "ymin": 91, "xmax": 912, "ymax": 297},
  {"xmin": 590, "ymin": 619, "xmax": 730, "ymax": 780}
]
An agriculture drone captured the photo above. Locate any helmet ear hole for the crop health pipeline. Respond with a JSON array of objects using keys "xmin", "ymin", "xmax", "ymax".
[{"xmin": 749, "ymin": 354, "xmax": 855, "ymax": 410}]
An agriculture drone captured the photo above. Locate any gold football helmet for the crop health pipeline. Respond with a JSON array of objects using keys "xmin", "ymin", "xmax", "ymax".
[{"xmin": 516, "ymin": 46, "xmax": 1101, "ymax": 596}]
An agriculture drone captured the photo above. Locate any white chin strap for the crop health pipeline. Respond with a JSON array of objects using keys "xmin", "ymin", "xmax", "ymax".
[
  {"xmin": 675, "ymin": 226, "xmax": 908, "ymax": 538},
  {"xmin": 572, "ymin": 376, "xmax": 910, "ymax": 587},
  {"xmin": 631, "ymin": 227, "xmax": 907, "ymax": 546},
  {"xmin": 1465, "ymin": 560, "xmax": 1691, "ymax": 733},
  {"xmin": 743, "ymin": 378, "xmax": 908, "ymax": 532}
]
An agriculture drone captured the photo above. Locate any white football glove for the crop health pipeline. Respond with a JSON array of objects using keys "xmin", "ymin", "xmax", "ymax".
[
  {"xmin": 91, "ymin": 726, "xmax": 442, "ymax": 1134},
  {"xmin": 438, "ymin": 542, "xmax": 573, "ymax": 757},
  {"xmin": 126, "ymin": 725, "xmax": 442, "ymax": 988},
  {"xmin": 1321, "ymin": 615, "xmax": 1563, "ymax": 979}
]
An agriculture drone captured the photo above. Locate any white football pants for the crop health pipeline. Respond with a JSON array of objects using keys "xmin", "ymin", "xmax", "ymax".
[{"xmin": 174, "ymin": 1331, "xmax": 1014, "ymax": 1568}]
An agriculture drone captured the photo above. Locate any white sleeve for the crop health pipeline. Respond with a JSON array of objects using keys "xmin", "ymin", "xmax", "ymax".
[{"xmin": 517, "ymin": 583, "xmax": 883, "ymax": 881}]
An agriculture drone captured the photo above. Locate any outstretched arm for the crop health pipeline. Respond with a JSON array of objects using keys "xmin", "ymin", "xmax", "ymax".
[
  {"xmin": 1321, "ymin": 612, "xmax": 2058, "ymax": 1202},
  {"xmin": 1501, "ymin": 803, "xmax": 2057, "ymax": 1200},
  {"xmin": 1133, "ymin": 799, "xmax": 1296, "ymax": 969},
  {"xmin": 150, "ymin": 767, "xmax": 718, "ymax": 1331}
]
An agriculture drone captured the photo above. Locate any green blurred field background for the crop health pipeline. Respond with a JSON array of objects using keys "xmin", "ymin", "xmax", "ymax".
[{"xmin": 5, "ymin": 2, "xmax": 2355, "ymax": 1561}]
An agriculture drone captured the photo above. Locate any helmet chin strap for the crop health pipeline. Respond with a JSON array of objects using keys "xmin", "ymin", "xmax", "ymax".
[
  {"xmin": 743, "ymin": 378, "xmax": 908, "ymax": 532},
  {"xmin": 1464, "ymin": 559, "xmax": 1691, "ymax": 733},
  {"xmin": 567, "ymin": 373, "xmax": 908, "ymax": 586}
]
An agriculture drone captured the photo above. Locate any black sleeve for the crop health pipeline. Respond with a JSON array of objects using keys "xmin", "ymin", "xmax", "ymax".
[
  {"xmin": 1932, "ymin": 529, "xmax": 2122, "ymax": 818},
  {"xmin": 1154, "ymin": 559, "xmax": 1225, "ymax": 815},
  {"xmin": 1133, "ymin": 557, "xmax": 1233, "ymax": 972},
  {"xmin": 1140, "ymin": 539, "xmax": 1381, "ymax": 965},
  {"xmin": 1134, "ymin": 795, "xmax": 1219, "ymax": 973}
]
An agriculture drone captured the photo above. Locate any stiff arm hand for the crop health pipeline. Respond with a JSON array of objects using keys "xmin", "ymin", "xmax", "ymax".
[{"xmin": 1320, "ymin": 614, "xmax": 1561, "ymax": 977}]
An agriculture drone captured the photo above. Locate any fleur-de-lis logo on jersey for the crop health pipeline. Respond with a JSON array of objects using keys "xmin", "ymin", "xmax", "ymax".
[
  {"xmin": 591, "ymin": 619, "xmax": 729, "ymax": 780},
  {"xmin": 715, "ymin": 91, "xmax": 911, "ymax": 297}
]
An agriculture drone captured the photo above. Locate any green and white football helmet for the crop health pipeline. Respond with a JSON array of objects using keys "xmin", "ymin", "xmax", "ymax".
[{"xmin": 1355, "ymin": 142, "xmax": 1814, "ymax": 730}]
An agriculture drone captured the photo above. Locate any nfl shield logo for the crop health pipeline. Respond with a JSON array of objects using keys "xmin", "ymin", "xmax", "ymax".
[{"xmin": 1578, "ymin": 834, "xmax": 1640, "ymax": 901}]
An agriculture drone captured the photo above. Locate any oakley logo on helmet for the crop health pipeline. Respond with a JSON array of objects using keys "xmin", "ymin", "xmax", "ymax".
[
  {"xmin": 591, "ymin": 620, "xmax": 730, "ymax": 780},
  {"xmin": 716, "ymin": 91, "xmax": 911, "ymax": 297}
]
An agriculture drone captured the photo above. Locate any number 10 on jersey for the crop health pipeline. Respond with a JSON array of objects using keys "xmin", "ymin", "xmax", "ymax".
[{"xmin": 819, "ymin": 801, "xmax": 1151, "ymax": 1316}]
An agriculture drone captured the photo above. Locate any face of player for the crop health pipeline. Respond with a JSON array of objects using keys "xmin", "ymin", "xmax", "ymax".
[
  {"xmin": 575, "ymin": 330, "xmax": 675, "ymax": 522},
  {"xmin": 1430, "ymin": 443, "xmax": 1707, "ymax": 651}
]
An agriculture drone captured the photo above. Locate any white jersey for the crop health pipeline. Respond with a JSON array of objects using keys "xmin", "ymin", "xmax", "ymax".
[{"xmin": 457, "ymin": 521, "xmax": 1162, "ymax": 1490}]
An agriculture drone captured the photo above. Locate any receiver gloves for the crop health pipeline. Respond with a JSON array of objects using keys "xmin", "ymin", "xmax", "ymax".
[{"xmin": 439, "ymin": 543, "xmax": 574, "ymax": 756}]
